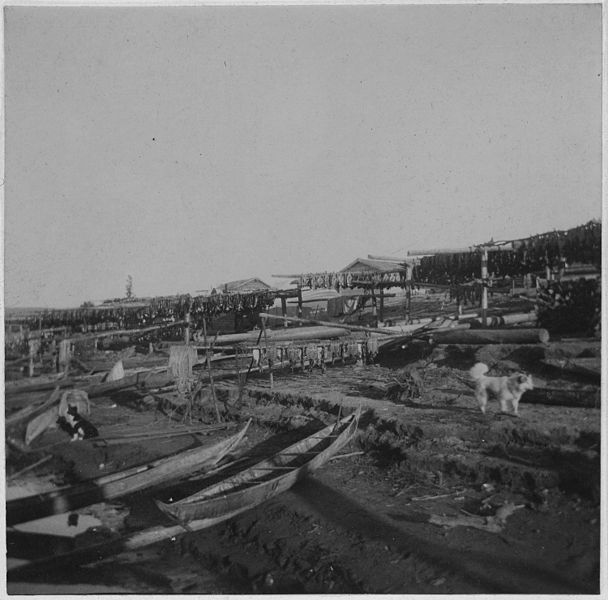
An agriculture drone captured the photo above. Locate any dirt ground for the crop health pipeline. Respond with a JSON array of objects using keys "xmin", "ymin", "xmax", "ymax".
[{"xmin": 5, "ymin": 337, "xmax": 603, "ymax": 595}]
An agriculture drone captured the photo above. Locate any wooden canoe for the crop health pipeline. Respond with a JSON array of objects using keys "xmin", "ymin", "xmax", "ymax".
[
  {"xmin": 155, "ymin": 408, "xmax": 361, "ymax": 523},
  {"xmin": 6, "ymin": 505, "xmax": 252, "ymax": 579},
  {"xmin": 6, "ymin": 420, "xmax": 250, "ymax": 526}
]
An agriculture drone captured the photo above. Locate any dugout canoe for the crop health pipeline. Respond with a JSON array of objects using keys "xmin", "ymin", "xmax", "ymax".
[
  {"xmin": 6, "ymin": 420, "xmax": 250, "ymax": 526},
  {"xmin": 155, "ymin": 407, "xmax": 361, "ymax": 523}
]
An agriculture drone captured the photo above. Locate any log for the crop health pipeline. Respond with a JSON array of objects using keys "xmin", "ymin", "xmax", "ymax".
[
  {"xmin": 86, "ymin": 368, "xmax": 171, "ymax": 397},
  {"xmin": 380, "ymin": 319, "xmax": 433, "ymax": 334},
  {"xmin": 501, "ymin": 312, "xmax": 538, "ymax": 326},
  {"xmin": 469, "ymin": 312, "xmax": 537, "ymax": 329},
  {"xmin": 5, "ymin": 368, "xmax": 173, "ymax": 403},
  {"xmin": 5, "ymin": 377, "xmax": 79, "ymax": 397},
  {"xmin": 430, "ymin": 328, "xmax": 549, "ymax": 345},
  {"xmin": 524, "ymin": 386, "xmax": 600, "ymax": 408},
  {"xmin": 212, "ymin": 326, "xmax": 351, "ymax": 345},
  {"xmin": 258, "ymin": 312, "xmax": 395, "ymax": 335},
  {"xmin": 79, "ymin": 355, "xmax": 168, "ymax": 373},
  {"xmin": 541, "ymin": 358, "xmax": 601, "ymax": 381}
]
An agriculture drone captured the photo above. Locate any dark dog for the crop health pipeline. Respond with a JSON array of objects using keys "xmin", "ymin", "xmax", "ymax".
[{"xmin": 59, "ymin": 405, "xmax": 99, "ymax": 441}]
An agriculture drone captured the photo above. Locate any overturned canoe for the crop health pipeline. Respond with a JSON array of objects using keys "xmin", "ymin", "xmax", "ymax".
[
  {"xmin": 6, "ymin": 420, "xmax": 250, "ymax": 526},
  {"xmin": 156, "ymin": 408, "xmax": 361, "ymax": 523}
]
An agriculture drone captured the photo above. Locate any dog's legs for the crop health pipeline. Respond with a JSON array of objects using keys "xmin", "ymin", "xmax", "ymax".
[
  {"xmin": 498, "ymin": 394, "xmax": 510, "ymax": 414},
  {"xmin": 511, "ymin": 396, "xmax": 521, "ymax": 417}
]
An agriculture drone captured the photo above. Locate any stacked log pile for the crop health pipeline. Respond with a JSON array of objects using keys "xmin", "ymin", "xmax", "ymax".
[{"xmin": 536, "ymin": 279, "xmax": 601, "ymax": 335}]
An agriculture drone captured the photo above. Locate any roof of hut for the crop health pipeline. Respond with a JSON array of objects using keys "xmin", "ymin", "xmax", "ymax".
[
  {"xmin": 340, "ymin": 258, "xmax": 406, "ymax": 273},
  {"xmin": 219, "ymin": 278, "xmax": 274, "ymax": 293}
]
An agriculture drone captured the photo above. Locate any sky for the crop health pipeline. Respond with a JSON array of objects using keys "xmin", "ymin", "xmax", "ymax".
[{"xmin": 3, "ymin": 3, "xmax": 602, "ymax": 308}]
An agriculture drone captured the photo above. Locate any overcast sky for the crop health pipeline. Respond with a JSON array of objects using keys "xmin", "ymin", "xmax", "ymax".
[{"xmin": 3, "ymin": 3, "xmax": 602, "ymax": 308}]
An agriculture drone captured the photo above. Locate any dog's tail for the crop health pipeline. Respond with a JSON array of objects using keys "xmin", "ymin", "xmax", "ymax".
[{"xmin": 469, "ymin": 362, "xmax": 489, "ymax": 380}]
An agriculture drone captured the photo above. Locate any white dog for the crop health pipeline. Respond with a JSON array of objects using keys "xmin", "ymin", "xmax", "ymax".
[{"xmin": 469, "ymin": 363, "xmax": 533, "ymax": 416}]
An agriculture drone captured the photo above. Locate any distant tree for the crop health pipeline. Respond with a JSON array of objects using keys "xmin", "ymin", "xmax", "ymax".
[
  {"xmin": 126, "ymin": 275, "xmax": 134, "ymax": 300},
  {"xmin": 80, "ymin": 300, "xmax": 94, "ymax": 308}
]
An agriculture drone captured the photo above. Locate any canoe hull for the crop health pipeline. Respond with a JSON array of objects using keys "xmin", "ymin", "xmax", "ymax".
[
  {"xmin": 156, "ymin": 409, "xmax": 360, "ymax": 523},
  {"xmin": 6, "ymin": 420, "xmax": 250, "ymax": 526}
]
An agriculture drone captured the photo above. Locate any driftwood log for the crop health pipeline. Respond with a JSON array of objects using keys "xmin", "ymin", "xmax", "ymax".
[
  {"xmin": 430, "ymin": 328, "xmax": 550, "ymax": 345},
  {"xmin": 524, "ymin": 386, "xmax": 600, "ymax": 409},
  {"xmin": 468, "ymin": 313, "xmax": 537, "ymax": 329},
  {"xmin": 210, "ymin": 325, "xmax": 351, "ymax": 345},
  {"xmin": 258, "ymin": 313, "xmax": 395, "ymax": 335}
]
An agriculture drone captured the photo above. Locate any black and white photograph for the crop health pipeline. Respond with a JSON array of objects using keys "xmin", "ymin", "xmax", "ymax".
[{"xmin": 2, "ymin": 0, "xmax": 604, "ymax": 595}]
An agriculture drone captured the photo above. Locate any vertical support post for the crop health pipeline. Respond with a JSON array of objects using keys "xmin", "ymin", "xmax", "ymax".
[
  {"xmin": 378, "ymin": 287, "xmax": 385, "ymax": 324},
  {"xmin": 235, "ymin": 345, "xmax": 241, "ymax": 387},
  {"xmin": 184, "ymin": 310, "xmax": 191, "ymax": 345},
  {"xmin": 261, "ymin": 316, "xmax": 273, "ymax": 389},
  {"xmin": 297, "ymin": 287, "xmax": 303, "ymax": 324},
  {"xmin": 28, "ymin": 339, "xmax": 35, "ymax": 378},
  {"xmin": 202, "ymin": 318, "xmax": 221, "ymax": 423},
  {"xmin": 405, "ymin": 264, "xmax": 412, "ymax": 323},
  {"xmin": 481, "ymin": 247, "xmax": 488, "ymax": 327},
  {"xmin": 371, "ymin": 287, "xmax": 377, "ymax": 326},
  {"xmin": 281, "ymin": 296, "xmax": 288, "ymax": 327},
  {"xmin": 545, "ymin": 251, "xmax": 552, "ymax": 282}
]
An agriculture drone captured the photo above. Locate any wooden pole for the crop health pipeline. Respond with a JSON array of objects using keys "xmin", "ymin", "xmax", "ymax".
[
  {"xmin": 405, "ymin": 265, "xmax": 412, "ymax": 323},
  {"xmin": 297, "ymin": 287, "xmax": 303, "ymax": 323},
  {"xmin": 202, "ymin": 318, "xmax": 222, "ymax": 422},
  {"xmin": 261, "ymin": 316, "xmax": 273, "ymax": 389},
  {"xmin": 370, "ymin": 288, "xmax": 377, "ymax": 327},
  {"xmin": 184, "ymin": 310, "xmax": 191, "ymax": 345},
  {"xmin": 379, "ymin": 288, "xmax": 384, "ymax": 323},
  {"xmin": 481, "ymin": 247, "xmax": 488, "ymax": 327},
  {"xmin": 281, "ymin": 296, "xmax": 288, "ymax": 327},
  {"xmin": 235, "ymin": 345, "xmax": 242, "ymax": 389}
]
